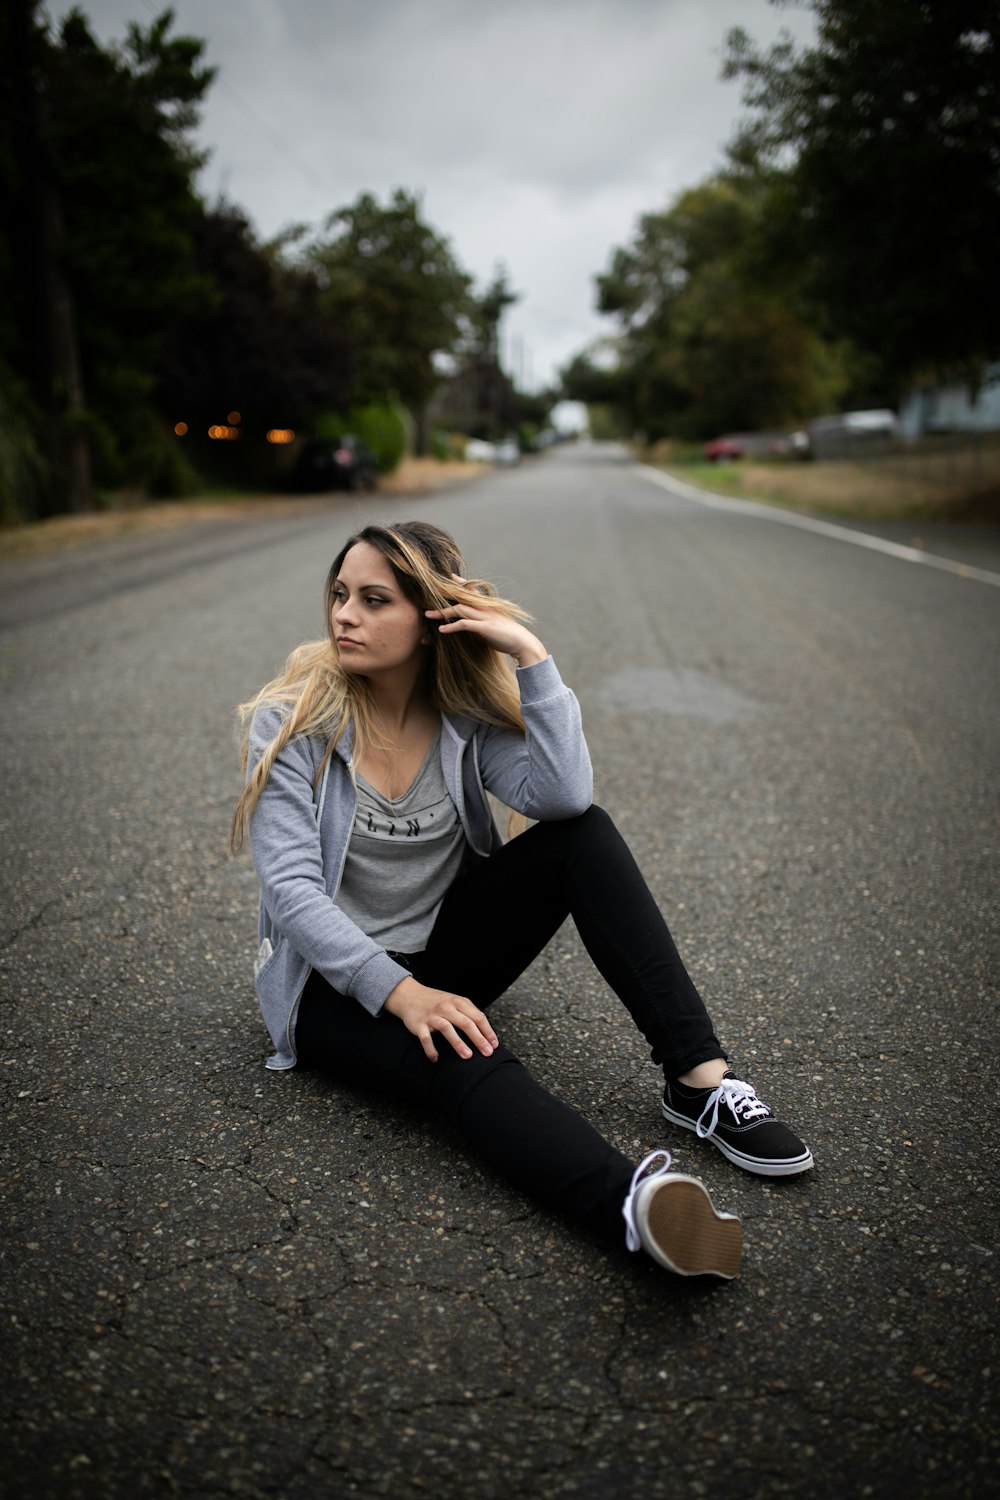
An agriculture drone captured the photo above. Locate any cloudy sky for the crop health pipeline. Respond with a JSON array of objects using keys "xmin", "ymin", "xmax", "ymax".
[{"xmin": 48, "ymin": 0, "xmax": 815, "ymax": 390}]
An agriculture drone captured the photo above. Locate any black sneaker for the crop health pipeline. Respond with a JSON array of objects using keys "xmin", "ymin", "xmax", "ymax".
[{"xmin": 662, "ymin": 1071, "xmax": 814, "ymax": 1177}]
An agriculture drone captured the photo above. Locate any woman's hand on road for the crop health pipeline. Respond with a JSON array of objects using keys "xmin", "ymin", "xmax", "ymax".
[
  {"xmin": 383, "ymin": 976, "xmax": 499, "ymax": 1062},
  {"xmin": 426, "ymin": 578, "xmax": 547, "ymax": 667}
]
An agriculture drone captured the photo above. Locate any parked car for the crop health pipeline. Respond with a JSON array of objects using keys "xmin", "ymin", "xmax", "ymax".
[
  {"xmin": 805, "ymin": 410, "xmax": 898, "ymax": 460},
  {"xmin": 703, "ymin": 431, "xmax": 793, "ymax": 462},
  {"xmin": 493, "ymin": 437, "xmax": 520, "ymax": 466},
  {"xmin": 704, "ymin": 434, "xmax": 749, "ymax": 462},
  {"xmin": 290, "ymin": 436, "xmax": 378, "ymax": 492},
  {"xmin": 464, "ymin": 436, "xmax": 521, "ymax": 465}
]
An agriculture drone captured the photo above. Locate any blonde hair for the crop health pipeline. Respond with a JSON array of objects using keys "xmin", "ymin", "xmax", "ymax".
[{"xmin": 230, "ymin": 520, "xmax": 531, "ymax": 852}]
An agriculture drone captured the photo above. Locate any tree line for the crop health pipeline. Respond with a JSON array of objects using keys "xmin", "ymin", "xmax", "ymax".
[
  {"xmin": 565, "ymin": 0, "xmax": 999, "ymax": 443},
  {"xmin": 1, "ymin": 3, "xmax": 544, "ymax": 523}
]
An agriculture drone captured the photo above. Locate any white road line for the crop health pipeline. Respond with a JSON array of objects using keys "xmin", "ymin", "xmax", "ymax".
[{"xmin": 635, "ymin": 464, "xmax": 1000, "ymax": 589}]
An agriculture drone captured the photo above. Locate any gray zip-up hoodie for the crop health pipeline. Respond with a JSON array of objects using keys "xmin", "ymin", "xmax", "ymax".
[{"xmin": 247, "ymin": 655, "xmax": 592, "ymax": 1069}]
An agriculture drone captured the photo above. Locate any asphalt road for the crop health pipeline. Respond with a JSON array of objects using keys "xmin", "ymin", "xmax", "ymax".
[{"xmin": 2, "ymin": 445, "xmax": 998, "ymax": 1499}]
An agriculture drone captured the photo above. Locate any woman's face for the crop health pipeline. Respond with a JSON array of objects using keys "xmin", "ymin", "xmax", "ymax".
[{"xmin": 330, "ymin": 541, "xmax": 427, "ymax": 679}]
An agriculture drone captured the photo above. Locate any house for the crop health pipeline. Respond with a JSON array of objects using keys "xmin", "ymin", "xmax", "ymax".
[{"xmin": 899, "ymin": 363, "xmax": 1000, "ymax": 438}]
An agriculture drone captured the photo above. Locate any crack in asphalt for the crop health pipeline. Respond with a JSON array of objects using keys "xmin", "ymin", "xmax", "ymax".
[{"xmin": 1, "ymin": 899, "xmax": 61, "ymax": 952}]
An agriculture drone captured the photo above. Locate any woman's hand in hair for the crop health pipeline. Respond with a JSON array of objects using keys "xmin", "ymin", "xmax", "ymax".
[
  {"xmin": 383, "ymin": 975, "xmax": 499, "ymax": 1062},
  {"xmin": 426, "ymin": 581, "xmax": 547, "ymax": 668}
]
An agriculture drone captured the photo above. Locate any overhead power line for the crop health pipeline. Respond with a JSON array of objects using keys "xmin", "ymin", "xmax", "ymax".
[{"xmin": 125, "ymin": 0, "xmax": 343, "ymax": 207}]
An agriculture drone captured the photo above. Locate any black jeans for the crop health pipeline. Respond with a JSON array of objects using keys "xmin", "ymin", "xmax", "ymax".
[{"xmin": 296, "ymin": 805, "xmax": 726, "ymax": 1243}]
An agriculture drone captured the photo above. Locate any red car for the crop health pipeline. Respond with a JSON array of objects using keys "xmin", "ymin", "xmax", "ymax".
[
  {"xmin": 703, "ymin": 434, "xmax": 748, "ymax": 461},
  {"xmin": 703, "ymin": 432, "xmax": 793, "ymax": 462}
]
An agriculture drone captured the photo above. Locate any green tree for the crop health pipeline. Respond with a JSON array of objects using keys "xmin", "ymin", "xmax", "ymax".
[
  {"xmin": 157, "ymin": 203, "xmax": 353, "ymax": 487},
  {"xmin": 1, "ymin": 3, "xmax": 214, "ymax": 516},
  {"xmin": 724, "ymin": 0, "xmax": 1000, "ymax": 390},
  {"xmin": 592, "ymin": 176, "xmax": 850, "ymax": 440},
  {"xmin": 468, "ymin": 267, "xmax": 518, "ymax": 361},
  {"xmin": 560, "ymin": 352, "xmax": 622, "ymax": 408},
  {"xmin": 432, "ymin": 268, "xmax": 523, "ymax": 441},
  {"xmin": 305, "ymin": 190, "xmax": 473, "ymax": 453}
]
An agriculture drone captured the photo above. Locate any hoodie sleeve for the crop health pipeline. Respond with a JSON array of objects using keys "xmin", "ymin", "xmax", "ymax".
[
  {"xmin": 475, "ymin": 655, "xmax": 593, "ymax": 819},
  {"xmin": 246, "ymin": 704, "xmax": 411, "ymax": 1014}
]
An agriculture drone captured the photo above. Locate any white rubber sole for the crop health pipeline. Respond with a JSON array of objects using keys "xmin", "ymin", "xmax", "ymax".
[
  {"xmin": 635, "ymin": 1174, "xmax": 743, "ymax": 1279},
  {"xmin": 661, "ymin": 1103, "xmax": 814, "ymax": 1178}
]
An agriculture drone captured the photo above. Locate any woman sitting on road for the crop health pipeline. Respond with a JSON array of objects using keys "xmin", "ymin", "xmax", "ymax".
[{"xmin": 231, "ymin": 520, "xmax": 812, "ymax": 1280}]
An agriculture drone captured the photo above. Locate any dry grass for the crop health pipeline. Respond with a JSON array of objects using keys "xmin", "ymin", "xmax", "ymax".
[
  {"xmin": 0, "ymin": 457, "xmax": 488, "ymax": 561},
  {"xmin": 658, "ymin": 436, "xmax": 1000, "ymax": 524},
  {"xmin": 379, "ymin": 455, "xmax": 486, "ymax": 494}
]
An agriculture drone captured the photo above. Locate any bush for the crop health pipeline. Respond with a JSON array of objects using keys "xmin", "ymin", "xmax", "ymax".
[
  {"xmin": 355, "ymin": 403, "xmax": 408, "ymax": 472},
  {"xmin": 438, "ymin": 431, "xmax": 475, "ymax": 461},
  {"xmin": 88, "ymin": 409, "xmax": 202, "ymax": 500},
  {"xmin": 144, "ymin": 423, "xmax": 203, "ymax": 498},
  {"xmin": 316, "ymin": 402, "xmax": 409, "ymax": 473}
]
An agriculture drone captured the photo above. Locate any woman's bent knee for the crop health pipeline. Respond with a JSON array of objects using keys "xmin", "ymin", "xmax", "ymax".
[
  {"xmin": 430, "ymin": 1044, "xmax": 522, "ymax": 1121},
  {"xmin": 533, "ymin": 803, "xmax": 617, "ymax": 851}
]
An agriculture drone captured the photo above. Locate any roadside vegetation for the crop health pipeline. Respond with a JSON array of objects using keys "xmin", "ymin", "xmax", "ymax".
[
  {"xmin": 565, "ymin": 0, "xmax": 998, "ymax": 489},
  {"xmin": 645, "ymin": 435, "xmax": 1000, "ymax": 525},
  {"xmin": 0, "ymin": 4, "xmax": 550, "ymax": 527},
  {"xmin": 0, "ymin": 454, "xmax": 491, "ymax": 561},
  {"xmin": 3, "ymin": 1, "xmax": 995, "ymax": 531}
]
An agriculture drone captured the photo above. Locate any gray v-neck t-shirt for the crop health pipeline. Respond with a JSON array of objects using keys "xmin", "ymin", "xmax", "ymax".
[{"xmin": 335, "ymin": 727, "xmax": 469, "ymax": 953}]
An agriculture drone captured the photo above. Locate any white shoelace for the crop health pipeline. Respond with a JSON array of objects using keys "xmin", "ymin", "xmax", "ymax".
[
  {"xmin": 622, "ymin": 1148, "xmax": 674, "ymax": 1252},
  {"xmin": 696, "ymin": 1076, "xmax": 771, "ymax": 1139}
]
